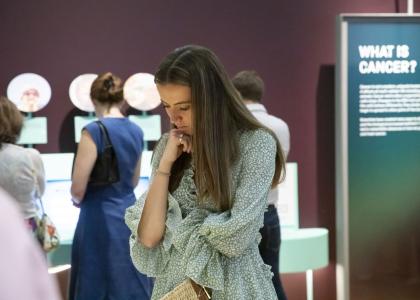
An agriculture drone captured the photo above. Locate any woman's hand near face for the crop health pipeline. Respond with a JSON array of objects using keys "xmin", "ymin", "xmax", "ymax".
[
  {"xmin": 138, "ymin": 130, "xmax": 191, "ymax": 248},
  {"xmin": 160, "ymin": 129, "xmax": 192, "ymax": 166}
]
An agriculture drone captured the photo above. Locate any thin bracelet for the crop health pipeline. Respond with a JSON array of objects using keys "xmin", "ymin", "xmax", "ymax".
[{"xmin": 155, "ymin": 169, "xmax": 171, "ymax": 176}]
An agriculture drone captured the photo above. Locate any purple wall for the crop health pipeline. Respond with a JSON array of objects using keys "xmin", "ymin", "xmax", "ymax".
[{"xmin": 0, "ymin": 1, "xmax": 413, "ymax": 299}]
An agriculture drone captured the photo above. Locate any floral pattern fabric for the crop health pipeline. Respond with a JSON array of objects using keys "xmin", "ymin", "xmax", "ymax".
[{"xmin": 125, "ymin": 129, "xmax": 278, "ymax": 300}]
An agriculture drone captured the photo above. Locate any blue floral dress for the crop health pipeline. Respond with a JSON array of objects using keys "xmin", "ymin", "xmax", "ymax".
[{"xmin": 125, "ymin": 129, "xmax": 278, "ymax": 299}]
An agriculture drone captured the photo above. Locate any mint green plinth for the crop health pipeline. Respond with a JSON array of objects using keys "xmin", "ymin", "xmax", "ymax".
[
  {"xmin": 49, "ymin": 228, "xmax": 330, "ymax": 271},
  {"xmin": 48, "ymin": 240, "xmax": 72, "ymax": 267},
  {"xmin": 74, "ymin": 116, "xmax": 97, "ymax": 142},
  {"xmin": 128, "ymin": 115, "xmax": 161, "ymax": 141},
  {"xmin": 17, "ymin": 117, "xmax": 48, "ymax": 144},
  {"xmin": 280, "ymin": 228, "xmax": 329, "ymax": 273}
]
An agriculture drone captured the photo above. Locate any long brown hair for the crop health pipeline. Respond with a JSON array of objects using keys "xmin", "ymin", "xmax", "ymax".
[{"xmin": 155, "ymin": 45, "xmax": 285, "ymax": 211}]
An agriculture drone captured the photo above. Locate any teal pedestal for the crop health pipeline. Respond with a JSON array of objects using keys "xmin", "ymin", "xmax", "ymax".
[
  {"xmin": 48, "ymin": 240, "xmax": 72, "ymax": 266},
  {"xmin": 128, "ymin": 115, "xmax": 161, "ymax": 141},
  {"xmin": 17, "ymin": 117, "xmax": 48, "ymax": 144},
  {"xmin": 74, "ymin": 116, "xmax": 97, "ymax": 143},
  {"xmin": 280, "ymin": 228, "xmax": 329, "ymax": 300}
]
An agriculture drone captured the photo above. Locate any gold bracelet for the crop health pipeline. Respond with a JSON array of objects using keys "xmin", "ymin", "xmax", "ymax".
[{"xmin": 155, "ymin": 169, "xmax": 171, "ymax": 176}]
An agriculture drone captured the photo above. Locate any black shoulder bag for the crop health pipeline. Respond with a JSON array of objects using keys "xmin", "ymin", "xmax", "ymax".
[{"xmin": 89, "ymin": 120, "xmax": 120, "ymax": 186}]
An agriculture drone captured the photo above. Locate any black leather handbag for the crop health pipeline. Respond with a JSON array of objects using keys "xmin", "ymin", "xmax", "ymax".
[{"xmin": 89, "ymin": 121, "xmax": 120, "ymax": 186}]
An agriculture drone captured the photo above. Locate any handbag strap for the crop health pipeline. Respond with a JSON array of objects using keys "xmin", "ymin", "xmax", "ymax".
[{"xmin": 95, "ymin": 120, "xmax": 113, "ymax": 147}]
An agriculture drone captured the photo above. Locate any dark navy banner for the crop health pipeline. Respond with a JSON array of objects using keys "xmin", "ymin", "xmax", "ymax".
[{"xmin": 347, "ymin": 19, "xmax": 420, "ymax": 299}]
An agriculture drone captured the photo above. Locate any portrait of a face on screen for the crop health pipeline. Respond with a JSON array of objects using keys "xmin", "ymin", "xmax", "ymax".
[{"xmin": 7, "ymin": 73, "xmax": 52, "ymax": 113}]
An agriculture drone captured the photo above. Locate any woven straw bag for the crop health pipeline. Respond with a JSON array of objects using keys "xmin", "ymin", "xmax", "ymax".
[{"xmin": 160, "ymin": 279, "xmax": 211, "ymax": 300}]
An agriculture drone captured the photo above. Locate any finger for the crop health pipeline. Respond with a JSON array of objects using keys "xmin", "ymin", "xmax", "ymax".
[
  {"xmin": 172, "ymin": 129, "xmax": 184, "ymax": 137},
  {"xmin": 183, "ymin": 140, "xmax": 189, "ymax": 153},
  {"xmin": 187, "ymin": 140, "xmax": 192, "ymax": 153},
  {"xmin": 170, "ymin": 129, "xmax": 184, "ymax": 142},
  {"xmin": 188, "ymin": 136, "xmax": 193, "ymax": 153},
  {"xmin": 181, "ymin": 138, "xmax": 190, "ymax": 153},
  {"xmin": 177, "ymin": 136, "xmax": 186, "ymax": 150},
  {"xmin": 182, "ymin": 136, "xmax": 190, "ymax": 153},
  {"xmin": 170, "ymin": 128, "xmax": 179, "ymax": 136}
]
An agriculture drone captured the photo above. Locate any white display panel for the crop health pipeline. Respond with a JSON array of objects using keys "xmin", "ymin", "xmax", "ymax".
[
  {"xmin": 42, "ymin": 178, "xmax": 150, "ymax": 243},
  {"xmin": 41, "ymin": 153, "xmax": 152, "ymax": 243},
  {"xmin": 42, "ymin": 181, "xmax": 79, "ymax": 242},
  {"xmin": 41, "ymin": 153, "xmax": 298, "ymax": 243},
  {"xmin": 277, "ymin": 162, "xmax": 299, "ymax": 229}
]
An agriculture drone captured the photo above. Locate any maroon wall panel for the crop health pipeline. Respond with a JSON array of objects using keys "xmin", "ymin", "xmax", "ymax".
[{"xmin": 0, "ymin": 0, "xmax": 413, "ymax": 299}]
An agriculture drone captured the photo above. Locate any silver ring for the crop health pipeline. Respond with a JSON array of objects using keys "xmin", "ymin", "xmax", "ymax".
[
  {"xmin": 179, "ymin": 133, "xmax": 184, "ymax": 138},
  {"xmin": 178, "ymin": 137, "xmax": 183, "ymax": 143}
]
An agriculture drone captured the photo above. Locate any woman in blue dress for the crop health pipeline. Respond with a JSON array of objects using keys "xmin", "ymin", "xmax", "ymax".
[{"xmin": 70, "ymin": 72, "xmax": 153, "ymax": 300}]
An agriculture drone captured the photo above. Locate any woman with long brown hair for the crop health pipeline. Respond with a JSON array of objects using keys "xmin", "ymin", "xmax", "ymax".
[{"xmin": 125, "ymin": 45, "xmax": 285, "ymax": 299}]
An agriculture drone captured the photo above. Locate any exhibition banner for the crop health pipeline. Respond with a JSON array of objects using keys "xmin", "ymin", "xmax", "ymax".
[{"xmin": 337, "ymin": 15, "xmax": 420, "ymax": 300}]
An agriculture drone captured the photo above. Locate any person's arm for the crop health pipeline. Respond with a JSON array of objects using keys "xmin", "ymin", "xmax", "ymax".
[
  {"xmin": 27, "ymin": 149, "xmax": 46, "ymax": 196},
  {"xmin": 276, "ymin": 120, "xmax": 290, "ymax": 160},
  {"xmin": 138, "ymin": 129, "xmax": 191, "ymax": 248},
  {"xmin": 132, "ymin": 155, "xmax": 142, "ymax": 188},
  {"xmin": 71, "ymin": 130, "xmax": 97, "ymax": 202}
]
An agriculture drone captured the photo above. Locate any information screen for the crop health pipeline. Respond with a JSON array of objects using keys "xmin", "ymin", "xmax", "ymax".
[{"xmin": 42, "ymin": 178, "xmax": 150, "ymax": 242}]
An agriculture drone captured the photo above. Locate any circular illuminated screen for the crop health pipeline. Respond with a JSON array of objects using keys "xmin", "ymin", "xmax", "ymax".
[
  {"xmin": 124, "ymin": 73, "xmax": 160, "ymax": 111},
  {"xmin": 7, "ymin": 73, "xmax": 52, "ymax": 113},
  {"xmin": 69, "ymin": 74, "xmax": 98, "ymax": 112}
]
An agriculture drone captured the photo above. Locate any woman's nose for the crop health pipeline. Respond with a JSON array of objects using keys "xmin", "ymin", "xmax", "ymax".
[{"xmin": 168, "ymin": 110, "xmax": 181, "ymax": 123}]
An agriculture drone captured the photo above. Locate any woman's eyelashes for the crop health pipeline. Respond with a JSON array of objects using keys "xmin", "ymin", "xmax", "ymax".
[{"xmin": 163, "ymin": 105, "xmax": 190, "ymax": 111}]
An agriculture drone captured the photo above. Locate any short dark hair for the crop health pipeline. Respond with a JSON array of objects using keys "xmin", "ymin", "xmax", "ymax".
[
  {"xmin": 232, "ymin": 70, "xmax": 265, "ymax": 102},
  {"xmin": 0, "ymin": 96, "xmax": 24, "ymax": 146}
]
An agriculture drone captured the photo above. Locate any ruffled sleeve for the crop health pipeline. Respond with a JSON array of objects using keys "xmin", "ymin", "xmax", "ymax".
[
  {"xmin": 125, "ymin": 191, "xmax": 183, "ymax": 276},
  {"xmin": 125, "ymin": 130, "xmax": 277, "ymax": 293},
  {"xmin": 171, "ymin": 130, "xmax": 277, "ymax": 290},
  {"xmin": 125, "ymin": 134, "xmax": 182, "ymax": 277}
]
